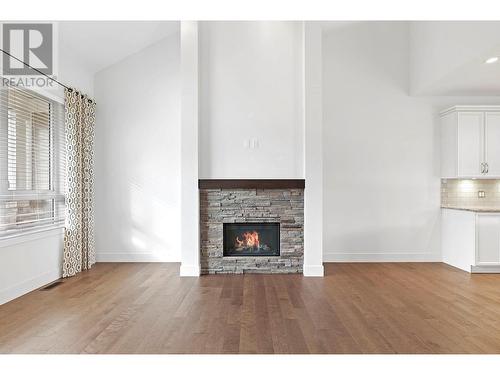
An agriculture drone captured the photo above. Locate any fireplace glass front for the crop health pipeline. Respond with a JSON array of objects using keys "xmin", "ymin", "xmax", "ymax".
[{"xmin": 223, "ymin": 223, "xmax": 280, "ymax": 257}]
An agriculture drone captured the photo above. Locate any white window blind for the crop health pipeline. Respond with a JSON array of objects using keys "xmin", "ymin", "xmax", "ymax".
[{"xmin": 0, "ymin": 85, "xmax": 66, "ymax": 237}]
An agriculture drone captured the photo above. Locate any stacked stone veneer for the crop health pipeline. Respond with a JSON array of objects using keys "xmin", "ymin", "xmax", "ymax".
[{"xmin": 200, "ymin": 188, "xmax": 304, "ymax": 274}]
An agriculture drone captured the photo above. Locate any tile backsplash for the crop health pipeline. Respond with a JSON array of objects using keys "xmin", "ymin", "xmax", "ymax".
[{"xmin": 441, "ymin": 179, "xmax": 500, "ymax": 208}]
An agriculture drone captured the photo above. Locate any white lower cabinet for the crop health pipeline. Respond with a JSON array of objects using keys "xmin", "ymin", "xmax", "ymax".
[
  {"xmin": 442, "ymin": 208, "xmax": 500, "ymax": 273},
  {"xmin": 476, "ymin": 214, "xmax": 500, "ymax": 265}
]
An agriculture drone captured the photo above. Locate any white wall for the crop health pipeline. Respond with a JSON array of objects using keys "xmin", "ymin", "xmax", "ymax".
[
  {"xmin": 323, "ymin": 22, "xmax": 500, "ymax": 262},
  {"xmin": 303, "ymin": 22, "xmax": 324, "ymax": 276},
  {"xmin": 323, "ymin": 22, "xmax": 441, "ymax": 262},
  {"xmin": 94, "ymin": 33, "xmax": 181, "ymax": 262},
  {"xmin": 58, "ymin": 49, "xmax": 95, "ymax": 97},
  {"xmin": 180, "ymin": 21, "xmax": 200, "ymax": 276},
  {"xmin": 33, "ymin": 33, "xmax": 95, "ymax": 101},
  {"xmin": 199, "ymin": 21, "xmax": 304, "ymax": 179},
  {"xmin": 0, "ymin": 229, "xmax": 64, "ymax": 305}
]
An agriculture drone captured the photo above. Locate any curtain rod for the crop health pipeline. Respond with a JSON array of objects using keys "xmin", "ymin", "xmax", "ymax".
[
  {"xmin": 0, "ymin": 48, "xmax": 72, "ymax": 90},
  {"xmin": 0, "ymin": 48, "xmax": 95, "ymax": 104}
]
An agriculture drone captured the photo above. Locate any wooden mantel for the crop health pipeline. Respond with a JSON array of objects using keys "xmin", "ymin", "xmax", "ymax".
[{"xmin": 198, "ymin": 179, "xmax": 305, "ymax": 189}]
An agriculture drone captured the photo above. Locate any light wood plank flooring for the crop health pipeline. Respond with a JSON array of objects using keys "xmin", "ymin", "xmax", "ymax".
[{"xmin": 2, "ymin": 262, "xmax": 500, "ymax": 353}]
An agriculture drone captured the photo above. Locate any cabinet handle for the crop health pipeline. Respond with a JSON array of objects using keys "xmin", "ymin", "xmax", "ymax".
[
  {"xmin": 481, "ymin": 163, "xmax": 485, "ymax": 174},
  {"xmin": 486, "ymin": 163, "xmax": 489, "ymax": 174}
]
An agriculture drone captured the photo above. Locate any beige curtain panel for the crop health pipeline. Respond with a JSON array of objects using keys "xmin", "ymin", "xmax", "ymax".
[{"xmin": 63, "ymin": 88, "xmax": 97, "ymax": 278}]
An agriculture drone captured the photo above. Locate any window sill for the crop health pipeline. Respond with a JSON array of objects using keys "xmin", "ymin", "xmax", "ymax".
[{"xmin": 0, "ymin": 224, "xmax": 65, "ymax": 248}]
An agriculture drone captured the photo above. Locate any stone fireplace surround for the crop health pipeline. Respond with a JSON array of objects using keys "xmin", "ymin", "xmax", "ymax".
[{"xmin": 199, "ymin": 179, "xmax": 304, "ymax": 274}]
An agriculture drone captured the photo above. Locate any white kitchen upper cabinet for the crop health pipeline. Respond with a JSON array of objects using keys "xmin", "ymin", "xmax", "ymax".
[
  {"xmin": 457, "ymin": 112, "xmax": 483, "ymax": 177},
  {"xmin": 440, "ymin": 106, "xmax": 500, "ymax": 178},
  {"xmin": 484, "ymin": 112, "xmax": 500, "ymax": 177},
  {"xmin": 476, "ymin": 214, "xmax": 500, "ymax": 265}
]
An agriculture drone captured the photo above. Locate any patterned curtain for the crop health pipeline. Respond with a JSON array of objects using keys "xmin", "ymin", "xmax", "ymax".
[{"xmin": 62, "ymin": 88, "xmax": 96, "ymax": 277}]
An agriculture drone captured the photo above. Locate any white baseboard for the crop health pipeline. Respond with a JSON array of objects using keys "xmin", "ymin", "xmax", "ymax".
[
  {"xmin": 0, "ymin": 268, "xmax": 61, "ymax": 305},
  {"xmin": 303, "ymin": 264, "xmax": 324, "ymax": 277},
  {"xmin": 324, "ymin": 252, "xmax": 441, "ymax": 262},
  {"xmin": 179, "ymin": 264, "xmax": 200, "ymax": 277},
  {"xmin": 96, "ymin": 252, "xmax": 180, "ymax": 263},
  {"xmin": 471, "ymin": 265, "xmax": 500, "ymax": 273}
]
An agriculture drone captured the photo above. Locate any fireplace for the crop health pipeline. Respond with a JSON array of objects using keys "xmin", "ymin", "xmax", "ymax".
[
  {"xmin": 223, "ymin": 223, "xmax": 280, "ymax": 257},
  {"xmin": 200, "ymin": 185, "xmax": 303, "ymax": 274}
]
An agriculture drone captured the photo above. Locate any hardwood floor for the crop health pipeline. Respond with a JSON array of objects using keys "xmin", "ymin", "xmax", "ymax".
[{"xmin": 2, "ymin": 262, "xmax": 500, "ymax": 353}]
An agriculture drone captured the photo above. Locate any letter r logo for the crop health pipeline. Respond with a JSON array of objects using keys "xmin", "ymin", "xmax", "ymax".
[{"xmin": 2, "ymin": 23, "xmax": 53, "ymax": 75}]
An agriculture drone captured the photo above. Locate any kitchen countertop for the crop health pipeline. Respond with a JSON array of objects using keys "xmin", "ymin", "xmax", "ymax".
[{"xmin": 441, "ymin": 206, "xmax": 500, "ymax": 212}]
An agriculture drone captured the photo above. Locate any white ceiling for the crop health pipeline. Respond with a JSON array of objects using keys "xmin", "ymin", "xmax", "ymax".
[
  {"xmin": 420, "ymin": 55, "xmax": 500, "ymax": 96},
  {"xmin": 323, "ymin": 21, "xmax": 500, "ymax": 96},
  {"xmin": 57, "ymin": 21, "xmax": 500, "ymax": 96},
  {"xmin": 409, "ymin": 21, "xmax": 500, "ymax": 96},
  {"xmin": 58, "ymin": 21, "xmax": 179, "ymax": 74}
]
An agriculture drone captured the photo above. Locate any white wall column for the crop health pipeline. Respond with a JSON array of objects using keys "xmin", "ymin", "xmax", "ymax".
[
  {"xmin": 180, "ymin": 21, "xmax": 200, "ymax": 276},
  {"xmin": 303, "ymin": 22, "xmax": 324, "ymax": 276}
]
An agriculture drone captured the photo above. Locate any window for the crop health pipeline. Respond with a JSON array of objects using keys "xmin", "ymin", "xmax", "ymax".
[{"xmin": 0, "ymin": 85, "xmax": 65, "ymax": 237}]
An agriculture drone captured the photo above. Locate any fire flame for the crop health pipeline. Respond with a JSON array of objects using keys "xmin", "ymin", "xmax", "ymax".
[{"xmin": 235, "ymin": 231, "xmax": 260, "ymax": 248}]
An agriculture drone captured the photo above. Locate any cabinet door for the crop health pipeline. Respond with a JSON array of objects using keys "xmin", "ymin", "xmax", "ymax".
[
  {"xmin": 457, "ymin": 112, "xmax": 484, "ymax": 177},
  {"xmin": 476, "ymin": 215, "xmax": 500, "ymax": 265},
  {"xmin": 484, "ymin": 112, "xmax": 500, "ymax": 177}
]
